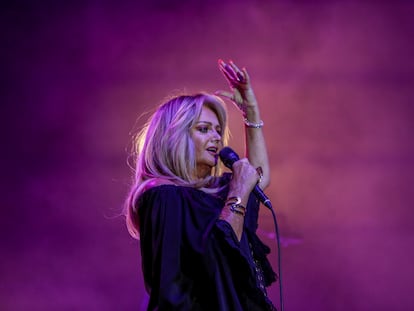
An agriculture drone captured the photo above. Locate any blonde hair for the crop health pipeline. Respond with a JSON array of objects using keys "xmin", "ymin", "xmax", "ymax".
[{"xmin": 125, "ymin": 93, "xmax": 229, "ymax": 239}]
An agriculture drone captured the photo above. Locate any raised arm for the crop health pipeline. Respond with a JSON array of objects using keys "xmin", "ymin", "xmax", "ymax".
[{"xmin": 217, "ymin": 59, "xmax": 270, "ymax": 189}]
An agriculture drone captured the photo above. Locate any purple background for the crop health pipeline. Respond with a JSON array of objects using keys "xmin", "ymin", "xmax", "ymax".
[{"xmin": 2, "ymin": 1, "xmax": 414, "ymax": 310}]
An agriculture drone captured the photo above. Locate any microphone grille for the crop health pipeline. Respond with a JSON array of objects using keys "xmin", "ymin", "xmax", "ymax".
[{"xmin": 219, "ymin": 147, "xmax": 240, "ymax": 169}]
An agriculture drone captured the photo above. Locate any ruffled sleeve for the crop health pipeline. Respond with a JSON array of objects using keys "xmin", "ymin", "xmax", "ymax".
[
  {"xmin": 138, "ymin": 187, "xmax": 190, "ymax": 309},
  {"xmin": 137, "ymin": 185, "xmax": 220, "ymax": 310},
  {"xmin": 244, "ymin": 195, "xmax": 277, "ymax": 286}
]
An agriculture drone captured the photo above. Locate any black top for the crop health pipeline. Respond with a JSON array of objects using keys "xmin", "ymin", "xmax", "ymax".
[{"xmin": 136, "ymin": 174, "xmax": 277, "ymax": 311}]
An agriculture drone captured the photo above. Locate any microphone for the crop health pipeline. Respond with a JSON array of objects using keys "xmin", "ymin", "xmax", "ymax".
[{"xmin": 219, "ymin": 147, "xmax": 272, "ymax": 209}]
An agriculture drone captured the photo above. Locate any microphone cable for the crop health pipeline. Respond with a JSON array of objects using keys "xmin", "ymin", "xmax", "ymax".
[{"xmin": 265, "ymin": 201, "xmax": 284, "ymax": 311}]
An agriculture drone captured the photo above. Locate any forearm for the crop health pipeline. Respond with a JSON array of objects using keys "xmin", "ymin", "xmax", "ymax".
[
  {"xmin": 219, "ymin": 186, "xmax": 250, "ymax": 241},
  {"xmin": 219, "ymin": 159, "xmax": 258, "ymax": 241},
  {"xmin": 219, "ymin": 204, "xmax": 244, "ymax": 241},
  {"xmin": 244, "ymin": 105, "xmax": 270, "ymax": 189}
]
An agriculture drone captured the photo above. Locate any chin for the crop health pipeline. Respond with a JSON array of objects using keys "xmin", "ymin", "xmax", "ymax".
[{"xmin": 197, "ymin": 162, "xmax": 216, "ymax": 177}]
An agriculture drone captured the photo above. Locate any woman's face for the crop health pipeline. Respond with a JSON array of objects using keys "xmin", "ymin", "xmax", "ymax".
[{"xmin": 191, "ymin": 106, "xmax": 223, "ymax": 178}]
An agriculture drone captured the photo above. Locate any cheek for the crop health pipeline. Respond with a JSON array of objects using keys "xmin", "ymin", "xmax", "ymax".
[
  {"xmin": 196, "ymin": 140, "xmax": 206, "ymax": 155},
  {"xmin": 191, "ymin": 135, "xmax": 202, "ymax": 154},
  {"xmin": 192, "ymin": 133, "xmax": 206, "ymax": 149}
]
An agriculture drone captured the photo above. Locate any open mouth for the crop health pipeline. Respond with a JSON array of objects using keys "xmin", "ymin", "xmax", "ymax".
[{"xmin": 206, "ymin": 147, "xmax": 218, "ymax": 155}]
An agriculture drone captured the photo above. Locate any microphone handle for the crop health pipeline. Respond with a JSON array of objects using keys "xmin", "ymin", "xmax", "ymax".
[{"xmin": 253, "ymin": 185, "xmax": 272, "ymax": 209}]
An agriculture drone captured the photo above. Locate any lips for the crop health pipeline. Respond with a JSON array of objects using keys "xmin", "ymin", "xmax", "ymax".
[{"xmin": 206, "ymin": 146, "xmax": 218, "ymax": 155}]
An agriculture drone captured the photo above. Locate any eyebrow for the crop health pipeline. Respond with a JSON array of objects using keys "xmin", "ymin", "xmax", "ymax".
[{"xmin": 196, "ymin": 121, "xmax": 221, "ymax": 127}]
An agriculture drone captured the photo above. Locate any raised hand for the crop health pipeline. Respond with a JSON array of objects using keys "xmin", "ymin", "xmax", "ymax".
[{"xmin": 216, "ymin": 59, "xmax": 259, "ymax": 117}]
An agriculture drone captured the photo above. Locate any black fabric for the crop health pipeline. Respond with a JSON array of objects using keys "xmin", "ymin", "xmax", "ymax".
[{"xmin": 136, "ymin": 175, "xmax": 277, "ymax": 311}]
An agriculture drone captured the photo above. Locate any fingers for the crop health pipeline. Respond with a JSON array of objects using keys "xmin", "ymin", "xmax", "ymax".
[
  {"xmin": 242, "ymin": 67, "xmax": 250, "ymax": 83},
  {"xmin": 228, "ymin": 61, "xmax": 245, "ymax": 82},
  {"xmin": 232, "ymin": 158, "xmax": 262, "ymax": 185},
  {"xmin": 218, "ymin": 59, "xmax": 248, "ymax": 85},
  {"xmin": 217, "ymin": 59, "xmax": 254, "ymax": 114},
  {"xmin": 218, "ymin": 59, "xmax": 238, "ymax": 82},
  {"xmin": 214, "ymin": 90, "xmax": 233, "ymax": 100},
  {"xmin": 215, "ymin": 89, "xmax": 245, "ymax": 112},
  {"xmin": 215, "ymin": 89, "xmax": 241, "ymax": 101}
]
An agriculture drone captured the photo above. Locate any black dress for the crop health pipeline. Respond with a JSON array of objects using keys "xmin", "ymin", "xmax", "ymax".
[{"xmin": 136, "ymin": 174, "xmax": 277, "ymax": 311}]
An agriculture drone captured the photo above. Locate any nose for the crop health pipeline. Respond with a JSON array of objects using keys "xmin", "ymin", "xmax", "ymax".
[{"xmin": 211, "ymin": 130, "xmax": 221, "ymax": 143}]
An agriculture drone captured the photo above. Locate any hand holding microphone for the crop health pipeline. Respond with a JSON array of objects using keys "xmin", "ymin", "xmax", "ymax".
[{"xmin": 219, "ymin": 147, "xmax": 272, "ymax": 209}]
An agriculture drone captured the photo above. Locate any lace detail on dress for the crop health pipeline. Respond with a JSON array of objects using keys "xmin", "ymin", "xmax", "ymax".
[
  {"xmin": 250, "ymin": 242, "xmax": 267, "ymax": 296},
  {"xmin": 249, "ymin": 242, "xmax": 278, "ymax": 311}
]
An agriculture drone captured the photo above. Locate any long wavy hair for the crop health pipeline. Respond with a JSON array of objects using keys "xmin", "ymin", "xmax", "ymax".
[{"xmin": 125, "ymin": 93, "xmax": 229, "ymax": 239}]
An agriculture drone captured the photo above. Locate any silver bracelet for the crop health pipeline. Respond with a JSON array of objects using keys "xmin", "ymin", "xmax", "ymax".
[
  {"xmin": 229, "ymin": 203, "xmax": 246, "ymax": 216},
  {"xmin": 244, "ymin": 118, "xmax": 264, "ymax": 128}
]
